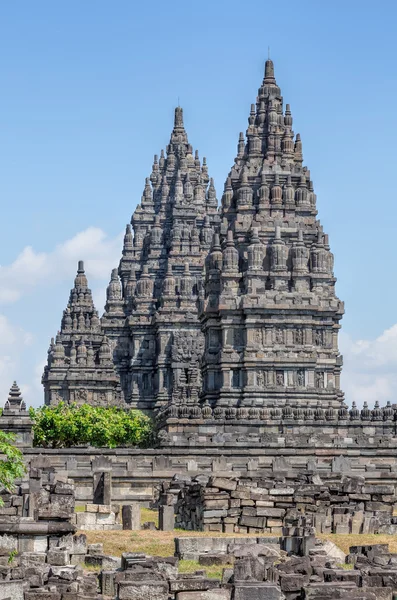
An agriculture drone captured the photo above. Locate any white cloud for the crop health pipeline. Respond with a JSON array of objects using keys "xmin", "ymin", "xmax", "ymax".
[
  {"xmin": 0, "ymin": 227, "xmax": 123, "ymax": 305},
  {"xmin": 0, "ymin": 227, "xmax": 123, "ymax": 407},
  {"xmin": 340, "ymin": 324, "xmax": 397, "ymax": 407},
  {"xmin": 0, "ymin": 314, "xmax": 32, "ymax": 403}
]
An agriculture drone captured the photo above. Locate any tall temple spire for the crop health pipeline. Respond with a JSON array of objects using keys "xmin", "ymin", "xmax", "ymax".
[
  {"xmin": 43, "ymin": 261, "xmax": 121, "ymax": 407},
  {"xmin": 101, "ymin": 108, "xmax": 219, "ymax": 409},
  {"xmin": 201, "ymin": 59, "xmax": 344, "ymax": 411}
]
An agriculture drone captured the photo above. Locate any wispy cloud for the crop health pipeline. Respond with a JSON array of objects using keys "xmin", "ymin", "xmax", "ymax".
[
  {"xmin": 0, "ymin": 227, "xmax": 123, "ymax": 305},
  {"xmin": 340, "ymin": 324, "xmax": 397, "ymax": 407}
]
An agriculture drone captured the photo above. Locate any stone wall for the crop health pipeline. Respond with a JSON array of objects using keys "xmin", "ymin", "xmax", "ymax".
[
  {"xmin": 15, "ymin": 431, "xmax": 397, "ymax": 506},
  {"xmin": 73, "ymin": 503, "xmax": 122, "ymax": 531},
  {"xmin": 166, "ymin": 474, "xmax": 397, "ymax": 535}
]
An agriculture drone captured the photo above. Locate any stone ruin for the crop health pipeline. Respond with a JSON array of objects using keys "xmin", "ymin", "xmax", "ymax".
[
  {"xmin": 164, "ymin": 475, "xmax": 397, "ymax": 536},
  {"xmin": 2, "ymin": 468, "xmax": 397, "ymax": 599},
  {"xmin": 2, "ymin": 54, "xmax": 397, "ymax": 600},
  {"xmin": 42, "ymin": 57, "xmax": 344, "ymax": 421}
]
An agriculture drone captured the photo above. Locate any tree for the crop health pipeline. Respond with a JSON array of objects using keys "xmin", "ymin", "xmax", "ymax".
[
  {"xmin": 0, "ymin": 431, "xmax": 25, "ymax": 505},
  {"xmin": 29, "ymin": 403, "xmax": 154, "ymax": 449}
]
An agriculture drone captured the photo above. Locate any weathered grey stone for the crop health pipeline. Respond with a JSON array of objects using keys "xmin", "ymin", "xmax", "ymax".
[
  {"xmin": 0, "ymin": 581, "xmax": 24, "ymax": 600},
  {"xmin": 176, "ymin": 591, "xmax": 231, "ymax": 600},
  {"xmin": 159, "ymin": 505, "xmax": 174, "ymax": 531},
  {"xmin": 118, "ymin": 581, "xmax": 169, "ymax": 600},
  {"xmin": 122, "ymin": 503, "xmax": 140, "ymax": 530},
  {"xmin": 233, "ymin": 583, "xmax": 285, "ymax": 600}
]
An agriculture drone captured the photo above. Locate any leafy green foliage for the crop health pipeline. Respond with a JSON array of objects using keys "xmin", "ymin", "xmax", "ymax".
[
  {"xmin": 0, "ymin": 431, "xmax": 26, "ymax": 503},
  {"xmin": 29, "ymin": 403, "xmax": 154, "ymax": 449}
]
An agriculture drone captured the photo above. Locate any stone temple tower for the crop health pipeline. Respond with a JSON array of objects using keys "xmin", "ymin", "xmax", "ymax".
[
  {"xmin": 101, "ymin": 108, "xmax": 220, "ymax": 410},
  {"xmin": 42, "ymin": 261, "xmax": 121, "ymax": 406},
  {"xmin": 200, "ymin": 59, "xmax": 344, "ymax": 410}
]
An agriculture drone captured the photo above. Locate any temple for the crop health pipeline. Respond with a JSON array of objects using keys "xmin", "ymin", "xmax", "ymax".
[
  {"xmin": 43, "ymin": 60, "xmax": 344, "ymax": 420},
  {"xmin": 44, "ymin": 108, "xmax": 219, "ymax": 410},
  {"xmin": 200, "ymin": 59, "xmax": 344, "ymax": 410},
  {"xmin": 42, "ymin": 261, "xmax": 121, "ymax": 406}
]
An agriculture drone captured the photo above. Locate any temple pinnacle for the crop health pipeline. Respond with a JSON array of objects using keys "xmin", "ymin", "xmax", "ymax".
[{"xmin": 174, "ymin": 106, "xmax": 184, "ymax": 129}]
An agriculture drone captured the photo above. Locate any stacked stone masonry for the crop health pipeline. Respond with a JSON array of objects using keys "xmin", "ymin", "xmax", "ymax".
[
  {"xmin": 1, "ymin": 467, "xmax": 397, "ymax": 599},
  {"xmin": 165, "ymin": 475, "xmax": 397, "ymax": 535}
]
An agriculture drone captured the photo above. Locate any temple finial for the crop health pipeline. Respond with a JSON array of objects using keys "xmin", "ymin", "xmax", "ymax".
[
  {"xmin": 174, "ymin": 106, "xmax": 184, "ymax": 129},
  {"xmin": 264, "ymin": 58, "xmax": 276, "ymax": 83}
]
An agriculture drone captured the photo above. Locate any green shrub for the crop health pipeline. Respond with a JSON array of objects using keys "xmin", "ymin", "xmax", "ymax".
[
  {"xmin": 0, "ymin": 431, "xmax": 26, "ymax": 503},
  {"xmin": 29, "ymin": 403, "xmax": 154, "ymax": 449}
]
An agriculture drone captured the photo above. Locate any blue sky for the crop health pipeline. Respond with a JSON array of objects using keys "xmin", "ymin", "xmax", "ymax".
[{"xmin": 0, "ymin": 0, "xmax": 396, "ymax": 406}]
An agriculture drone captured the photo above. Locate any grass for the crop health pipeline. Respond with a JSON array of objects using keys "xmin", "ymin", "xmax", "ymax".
[
  {"xmin": 83, "ymin": 562, "xmax": 101, "ymax": 572},
  {"xmin": 141, "ymin": 507, "xmax": 159, "ymax": 528},
  {"xmin": 80, "ymin": 529, "xmax": 259, "ymax": 560},
  {"xmin": 79, "ymin": 514, "xmax": 397, "ymax": 575},
  {"xmin": 179, "ymin": 559, "xmax": 233, "ymax": 580},
  {"xmin": 336, "ymin": 562, "xmax": 354, "ymax": 570},
  {"xmin": 318, "ymin": 533, "xmax": 397, "ymax": 555}
]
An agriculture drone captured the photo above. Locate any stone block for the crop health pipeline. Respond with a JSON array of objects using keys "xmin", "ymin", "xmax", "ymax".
[
  {"xmin": 203, "ymin": 499, "xmax": 229, "ymax": 510},
  {"xmin": 256, "ymin": 508, "xmax": 285, "ymax": 518},
  {"xmin": 101, "ymin": 570, "xmax": 116, "ymax": 596},
  {"xmin": 0, "ymin": 534, "xmax": 17, "ymax": 556},
  {"xmin": 269, "ymin": 488, "xmax": 294, "ymax": 496},
  {"xmin": 250, "ymin": 488, "xmax": 269, "ymax": 501},
  {"xmin": 159, "ymin": 505, "xmax": 174, "ymax": 531},
  {"xmin": 203, "ymin": 510, "xmax": 227, "ymax": 518},
  {"xmin": 24, "ymin": 593, "xmax": 61, "ymax": 600},
  {"xmin": 85, "ymin": 554, "xmax": 121, "ymax": 569},
  {"xmin": 88, "ymin": 542, "xmax": 103, "ymax": 555},
  {"xmin": 47, "ymin": 549, "xmax": 69, "ymax": 566},
  {"xmin": 122, "ymin": 503, "xmax": 140, "ymax": 530},
  {"xmin": 33, "ymin": 535, "xmax": 48, "ymax": 552},
  {"xmin": 198, "ymin": 554, "xmax": 232, "ymax": 566},
  {"xmin": 176, "ymin": 591, "xmax": 231, "ymax": 600},
  {"xmin": 97, "ymin": 511, "xmax": 116, "ymax": 525},
  {"xmin": 69, "ymin": 554, "xmax": 85, "ymax": 566},
  {"xmin": 76, "ymin": 512, "xmax": 97, "ymax": 530},
  {"xmin": 20, "ymin": 553, "xmax": 46, "ymax": 568},
  {"xmin": 239, "ymin": 515, "xmax": 266, "ymax": 529},
  {"xmin": 365, "ymin": 501, "xmax": 391, "ymax": 512},
  {"xmin": 170, "ymin": 579, "xmax": 220, "ymax": 593},
  {"xmin": 233, "ymin": 583, "xmax": 284, "ymax": 600},
  {"xmin": 0, "ymin": 581, "xmax": 24, "ymax": 600},
  {"xmin": 280, "ymin": 574, "xmax": 306, "ymax": 592},
  {"xmin": 363, "ymin": 485, "xmax": 395, "ymax": 495},
  {"xmin": 72, "ymin": 533, "xmax": 87, "ymax": 555},
  {"xmin": 119, "ymin": 581, "xmax": 168, "ymax": 599},
  {"xmin": 210, "ymin": 478, "xmax": 237, "ymax": 492},
  {"xmin": 97, "ymin": 504, "xmax": 112, "ymax": 513},
  {"xmin": 267, "ymin": 519, "xmax": 283, "ymax": 527}
]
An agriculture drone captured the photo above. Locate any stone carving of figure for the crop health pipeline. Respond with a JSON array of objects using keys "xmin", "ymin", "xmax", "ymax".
[
  {"xmin": 315, "ymin": 330, "xmax": 322, "ymax": 346},
  {"xmin": 254, "ymin": 329, "xmax": 262, "ymax": 345},
  {"xmin": 315, "ymin": 372, "xmax": 324, "ymax": 388},
  {"xmin": 295, "ymin": 329, "xmax": 303, "ymax": 345},
  {"xmin": 75, "ymin": 389, "xmax": 88, "ymax": 403},
  {"xmin": 257, "ymin": 371, "xmax": 265, "ymax": 388},
  {"xmin": 275, "ymin": 328, "xmax": 283, "ymax": 344},
  {"xmin": 297, "ymin": 370, "xmax": 305, "ymax": 387},
  {"xmin": 276, "ymin": 371, "xmax": 284, "ymax": 386}
]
